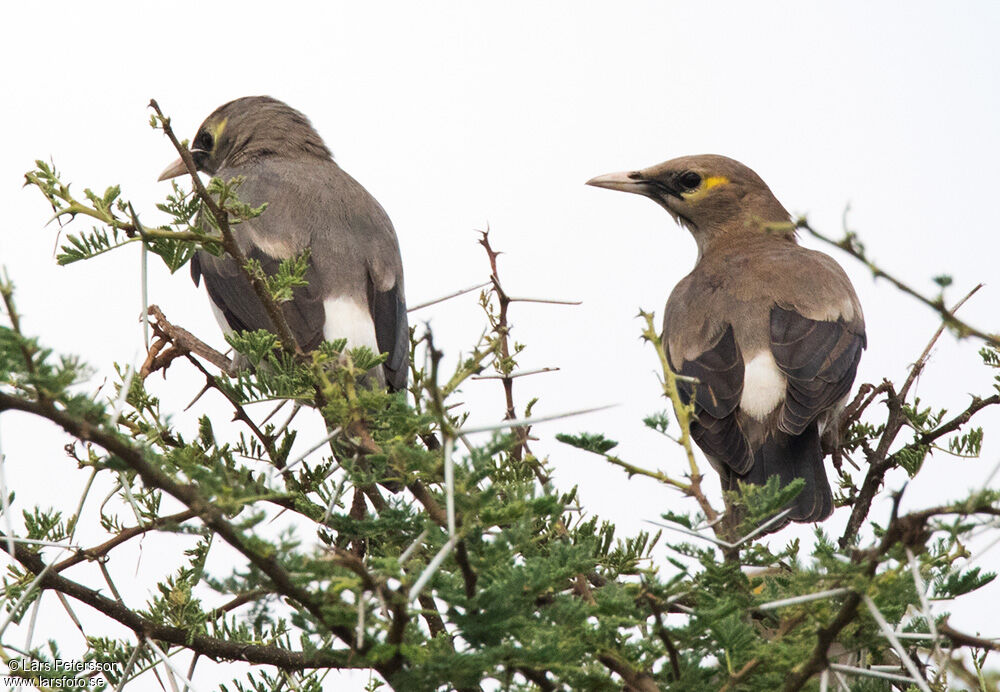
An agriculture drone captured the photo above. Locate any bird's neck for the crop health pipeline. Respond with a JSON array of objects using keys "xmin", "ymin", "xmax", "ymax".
[{"xmin": 693, "ymin": 221, "xmax": 798, "ymax": 261}]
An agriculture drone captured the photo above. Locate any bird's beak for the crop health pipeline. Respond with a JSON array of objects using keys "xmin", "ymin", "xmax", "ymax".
[
  {"xmin": 157, "ymin": 157, "xmax": 189, "ymax": 182},
  {"xmin": 585, "ymin": 170, "xmax": 647, "ymax": 194},
  {"xmin": 157, "ymin": 148, "xmax": 210, "ymax": 181}
]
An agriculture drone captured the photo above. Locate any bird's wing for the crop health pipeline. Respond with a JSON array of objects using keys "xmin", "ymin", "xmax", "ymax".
[
  {"xmin": 368, "ymin": 271, "xmax": 409, "ymax": 392},
  {"xmin": 208, "ymin": 158, "xmax": 408, "ymax": 387},
  {"xmin": 191, "ymin": 247, "xmax": 326, "ymax": 351},
  {"xmin": 668, "ymin": 324, "xmax": 753, "ymax": 475},
  {"xmin": 769, "ymin": 305, "xmax": 866, "ymax": 436}
]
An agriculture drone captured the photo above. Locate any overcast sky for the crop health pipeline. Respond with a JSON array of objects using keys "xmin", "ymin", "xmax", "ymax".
[{"xmin": 2, "ymin": 2, "xmax": 1000, "ymax": 689}]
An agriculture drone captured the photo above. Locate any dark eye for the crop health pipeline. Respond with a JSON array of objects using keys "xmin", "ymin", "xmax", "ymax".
[
  {"xmin": 677, "ymin": 171, "xmax": 702, "ymax": 191},
  {"xmin": 193, "ymin": 130, "xmax": 213, "ymax": 152}
]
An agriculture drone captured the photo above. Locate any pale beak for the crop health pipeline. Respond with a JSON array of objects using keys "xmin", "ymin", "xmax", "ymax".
[
  {"xmin": 157, "ymin": 157, "xmax": 189, "ymax": 182},
  {"xmin": 585, "ymin": 170, "xmax": 647, "ymax": 194}
]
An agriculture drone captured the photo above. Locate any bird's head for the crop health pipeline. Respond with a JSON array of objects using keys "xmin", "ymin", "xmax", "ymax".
[
  {"xmin": 587, "ymin": 154, "xmax": 794, "ymax": 252},
  {"xmin": 158, "ymin": 96, "xmax": 332, "ymax": 181}
]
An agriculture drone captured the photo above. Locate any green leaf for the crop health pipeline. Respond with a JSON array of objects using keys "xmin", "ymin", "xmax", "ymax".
[{"xmin": 555, "ymin": 432, "xmax": 618, "ymax": 454}]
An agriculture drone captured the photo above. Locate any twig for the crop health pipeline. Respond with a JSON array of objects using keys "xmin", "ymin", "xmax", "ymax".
[
  {"xmin": 798, "ymin": 218, "xmax": 1000, "ymax": 348},
  {"xmin": 640, "ymin": 311, "xmax": 721, "ymax": 529},
  {"xmin": 937, "ymin": 618, "xmax": 1000, "ymax": 651},
  {"xmin": 142, "ymin": 305, "xmax": 235, "ymax": 377},
  {"xmin": 840, "ymin": 285, "xmax": 996, "ymax": 548},
  {"xmin": 5, "ymin": 536, "xmax": 366, "ymax": 669},
  {"xmin": 479, "ymin": 231, "xmax": 526, "ymax": 460}
]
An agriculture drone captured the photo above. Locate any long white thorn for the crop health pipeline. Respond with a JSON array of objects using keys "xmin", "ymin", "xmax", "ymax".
[
  {"xmin": 409, "ymin": 536, "xmax": 458, "ymax": 603},
  {"xmin": 356, "ymin": 590, "xmax": 368, "ymax": 647},
  {"xmin": 458, "ymin": 404, "xmax": 617, "ymax": 435},
  {"xmin": 399, "ymin": 529, "xmax": 429, "ymax": 565},
  {"xmin": 0, "ymin": 547, "xmax": 69, "ymax": 638},
  {"xmin": 906, "ymin": 547, "xmax": 943, "ymax": 670},
  {"xmin": 734, "ymin": 509, "xmax": 793, "ymax": 547},
  {"xmin": 408, "ymin": 281, "xmax": 492, "ymax": 312},
  {"xmin": 756, "ymin": 588, "xmax": 852, "ymax": 611},
  {"xmin": 0, "ymin": 423, "xmax": 14, "ymax": 559},
  {"xmin": 114, "ymin": 642, "xmax": 145, "ymax": 692},
  {"xmin": 861, "ymin": 594, "xmax": 932, "ymax": 692},
  {"xmin": 145, "ymin": 636, "xmax": 201, "ymax": 692},
  {"xmin": 109, "ymin": 358, "xmax": 137, "ymax": 428},
  {"xmin": 828, "ymin": 663, "xmax": 922, "ymax": 685},
  {"xmin": 646, "ymin": 518, "xmax": 734, "ymax": 549},
  {"xmin": 118, "ymin": 473, "xmax": 145, "ymax": 525},
  {"xmin": 282, "ymin": 428, "xmax": 341, "ymax": 474},
  {"xmin": 24, "ymin": 592, "xmax": 42, "ymax": 650}
]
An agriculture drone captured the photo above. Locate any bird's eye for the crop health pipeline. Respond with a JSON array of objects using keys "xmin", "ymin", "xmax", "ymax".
[
  {"xmin": 193, "ymin": 131, "xmax": 213, "ymax": 152},
  {"xmin": 677, "ymin": 171, "xmax": 702, "ymax": 191}
]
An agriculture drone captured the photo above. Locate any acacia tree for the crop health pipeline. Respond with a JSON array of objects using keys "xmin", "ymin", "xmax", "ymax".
[{"xmin": 1, "ymin": 101, "xmax": 999, "ymax": 691}]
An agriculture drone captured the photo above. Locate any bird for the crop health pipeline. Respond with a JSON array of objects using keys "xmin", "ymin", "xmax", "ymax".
[
  {"xmin": 158, "ymin": 96, "xmax": 408, "ymax": 391},
  {"xmin": 587, "ymin": 155, "xmax": 866, "ymax": 524}
]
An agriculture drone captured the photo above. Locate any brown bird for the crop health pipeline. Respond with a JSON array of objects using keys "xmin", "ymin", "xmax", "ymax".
[
  {"xmin": 587, "ymin": 155, "xmax": 866, "ymax": 524},
  {"xmin": 158, "ymin": 96, "xmax": 408, "ymax": 390}
]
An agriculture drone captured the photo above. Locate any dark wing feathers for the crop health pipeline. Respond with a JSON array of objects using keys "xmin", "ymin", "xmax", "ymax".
[
  {"xmin": 192, "ymin": 248, "xmax": 326, "ymax": 351},
  {"xmin": 770, "ymin": 306, "xmax": 865, "ymax": 436},
  {"xmin": 368, "ymin": 273, "xmax": 409, "ymax": 392},
  {"xmin": 668, "ymin": 306, "xmax": 863, "ymax": 525},
  {"xmin": 672, "ymin": 325, "xmax": 753, "ymax": 475}
]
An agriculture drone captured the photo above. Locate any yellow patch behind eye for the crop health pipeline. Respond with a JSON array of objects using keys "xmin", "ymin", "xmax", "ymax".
[
  {"xmin": 681, "ymin": 175, "xmax": 730, "ymax": 200},
  {"xmin": 212, "ymin": 117, "xmax": 228, "ymax": 139}
]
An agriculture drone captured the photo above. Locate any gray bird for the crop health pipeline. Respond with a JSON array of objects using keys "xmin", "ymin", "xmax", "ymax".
[
  {"xmin": 587, "ymin": 155, "xmax": 866, "ymax": 523},
  {"xmin": 159, "ymin": 96, "xmax": 408, "ymax": 390}
]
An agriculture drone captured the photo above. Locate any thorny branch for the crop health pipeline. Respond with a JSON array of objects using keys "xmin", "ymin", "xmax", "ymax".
[
  {"xmin": 2, "ymin": 539, "xmax": 362, "ymax": 670},
  {"xmin": 639, "ymin": 311, "xmax": 721, "ymax": 530},
  {"xmin": 783, "ymin": 497, "xmax": 1000, "ymax": 691},
  {"xmin": 839, "ymin": 285, "xmax": 999, "ymax": 548},
  {"xmin": 798, "ymin": 218, "xmax": 1000, "ymax": 349},
  {"xmin": 0, "ymin": 391, "xmax": 374, "ymax": 663},
  {"xmin": 479, "ymin": 231, "xmax": 528, "ymax": 461},
  {"xmin": 478, "ymin": 229, "xmax": 567, "ymax": 483},
  {"xmin": 141, "ymin": 305, "xmax": 235, "ymax": 378}
]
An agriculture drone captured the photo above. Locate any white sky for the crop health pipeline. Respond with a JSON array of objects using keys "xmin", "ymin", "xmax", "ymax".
[{"xmin": 2, "ymin": 2, "xmax": 999, "ymax": 689}]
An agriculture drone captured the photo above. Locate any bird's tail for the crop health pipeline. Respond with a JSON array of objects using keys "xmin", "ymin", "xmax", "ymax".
[{"xmin": 738, "ymin": 423, "xmax": 833, "ymax": 524}]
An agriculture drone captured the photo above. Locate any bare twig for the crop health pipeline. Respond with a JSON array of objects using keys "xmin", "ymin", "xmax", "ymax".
[
  {"xmin": 840, "ymin": 285, "xmax": 998, "ymax": 548},
  {"xmin": 798, "ymin": 218, "xmax": 1000, "ymax": 348},
  {"xmin": 142, "ymin": 305, "xmax": 235, "ymax": 377}
]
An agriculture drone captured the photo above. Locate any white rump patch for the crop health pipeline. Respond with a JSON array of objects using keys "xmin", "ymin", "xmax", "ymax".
[
  {"xmin": 323, "ymin": 297, "xmax": 378, "ymax": 351},
  {"xmin": 740, "ymin": 351, "xmax": 786, "ymax": 420}
]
